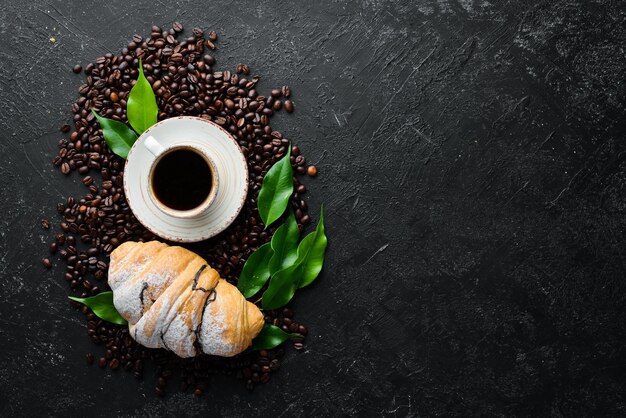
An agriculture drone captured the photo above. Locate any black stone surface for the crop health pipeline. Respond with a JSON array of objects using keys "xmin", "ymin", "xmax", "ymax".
[{"xmin": 1, "ymin": 1, "xmax": 626, "ymax": 416}]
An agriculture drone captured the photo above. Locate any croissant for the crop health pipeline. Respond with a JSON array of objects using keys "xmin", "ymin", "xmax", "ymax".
[{"xmin": 108, "ymin": 241, "xmax": 264, "ymax": 358}]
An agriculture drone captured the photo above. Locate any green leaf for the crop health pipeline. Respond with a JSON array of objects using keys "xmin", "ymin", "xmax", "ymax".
[
  {"xmin": 294, "ymin": 207, "xmax": 327, "ymax": 288},
  {"xmin": 262, "ymin": 207, "xmax": 328, "ymax": 309},
  {"xmin": 268, "ymin": 209, "xmax": 300, "ymax": 275},
  {"xmin": 252, "ymin": 324, "xmax": 303, "ymax": 350},
  {"xmin": 261, "ymin": 263, "xmax": 299, "ymax": 310},
  {"xmin": 127, "ymin": 58, "xmax": 158, "ymax": 135},
  {"xmin": 92, "ymin": 111, "xmax": 137, "ymax": 159},
  {"xmin": 257, "ymin": 147, "xmax": 293, "ymax": 227},
  {"xmin": 237, "ymin": 242, "xmax": 273, "ymax": 298},
  {"xmin": 68, "ymin": 291, "xmax": 127, "ymax": 325}
]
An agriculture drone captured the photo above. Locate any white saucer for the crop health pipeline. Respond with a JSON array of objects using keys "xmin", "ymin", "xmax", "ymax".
[{"xmin": 123, "ymin": 116, "xmax": 248, "ymax": 243}]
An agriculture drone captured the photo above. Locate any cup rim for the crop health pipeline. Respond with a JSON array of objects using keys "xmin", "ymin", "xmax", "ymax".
[{"xmin": 147, "ymin": 144, "xmax": 220, "ymax": 219}]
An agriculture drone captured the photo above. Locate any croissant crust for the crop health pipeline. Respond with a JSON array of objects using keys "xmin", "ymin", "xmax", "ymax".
[{"xmin": 108, "ymin": 241, "xmax": 264, "ymax": 357}]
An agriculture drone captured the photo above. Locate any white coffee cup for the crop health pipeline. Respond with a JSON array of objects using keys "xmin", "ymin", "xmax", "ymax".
[{"xmin": 123, "ymin": 116, "xmax": 249, "ymax": 243}]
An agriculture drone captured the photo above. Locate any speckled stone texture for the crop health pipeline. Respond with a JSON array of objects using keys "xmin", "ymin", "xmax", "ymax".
[{"xmin": 1, "ymin": 0, "xmax": 625, "ymax": 416}]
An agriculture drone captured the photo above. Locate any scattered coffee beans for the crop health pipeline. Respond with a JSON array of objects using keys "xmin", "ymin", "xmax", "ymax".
[{"xmin": 47, "ymin": 23, "xmax": 315, "ymax": 396}]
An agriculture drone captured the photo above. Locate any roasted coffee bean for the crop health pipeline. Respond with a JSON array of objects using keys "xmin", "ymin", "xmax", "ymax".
[
  {"xmin": 192, "ymin": 27, "xmax": 203, "ymax": 37},
  {"xmin": 98, "ymin": 357, "xmax": 107, "ymax": 368},
  {"xmin": 284, "ymin": 99, "xmax": 294, "ymax": 113},
  {"xmin": 86, "ymin": 353, "xmax": 94, "ymax": 365},
  {"xmin": 203, "ymin": 54, "xmax": 215, "ymax": 65},
  {"xmin": 49, "ymin": 242, "xmax": 58, "ymax": 254},
  {"xmin": 41, "ymin": 219, "xmax": 50, "ymax": 230},
  {"xmin": 172, "ymin": 22, "xmax": 183, "ymax": 32},
  {"xmin": 42, "ymin": 258, "xmax": 52, "ymax": 269},
  {"xmin": 73, "ymin": 64, "xmax": 82, "ymax": 74}
]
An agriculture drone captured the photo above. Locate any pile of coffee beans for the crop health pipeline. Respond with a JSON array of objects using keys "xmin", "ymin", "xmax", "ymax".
[{"xmin": 45, "ymin": 23, "xmax": 317, "ymax": 396}]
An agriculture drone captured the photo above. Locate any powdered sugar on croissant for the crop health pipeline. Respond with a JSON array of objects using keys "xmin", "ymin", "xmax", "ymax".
[{"xmin": 108, "ymin": 241, "xmax": 264, "ymax": 357}]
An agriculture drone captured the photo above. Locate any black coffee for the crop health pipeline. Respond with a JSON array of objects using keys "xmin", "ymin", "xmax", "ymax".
[{"xmin": 152, "ymin": 148, "xmax": 213, "ymax": 211}]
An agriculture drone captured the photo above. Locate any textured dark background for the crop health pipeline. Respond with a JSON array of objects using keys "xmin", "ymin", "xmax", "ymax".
[{"xmin": 1, "ymin": 0, "xmax": 626, "ymax": 416}]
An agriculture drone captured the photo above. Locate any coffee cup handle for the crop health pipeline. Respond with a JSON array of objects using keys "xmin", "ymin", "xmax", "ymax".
[{"xmin": 144, "ymin": 135, "xmax": 166, "ymax": 157}]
